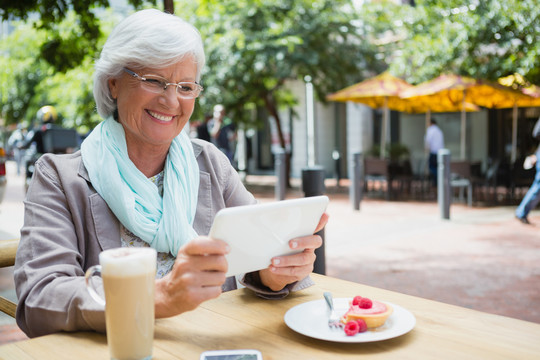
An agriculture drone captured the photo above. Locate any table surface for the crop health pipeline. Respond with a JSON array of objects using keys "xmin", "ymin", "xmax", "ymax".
[{"xmin": 1, "ymin": 273, "xmax": 539, "ymax": 360}]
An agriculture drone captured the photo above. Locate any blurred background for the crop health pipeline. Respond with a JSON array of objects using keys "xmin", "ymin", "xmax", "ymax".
[{"xmin": 1, "ymin": 0, "xmax": 539, "ymax": 203}]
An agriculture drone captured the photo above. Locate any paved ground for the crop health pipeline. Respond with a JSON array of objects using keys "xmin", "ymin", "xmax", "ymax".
[{"xmin": 1, "ymin": 161, "xmax": 539, "ymax": 344}]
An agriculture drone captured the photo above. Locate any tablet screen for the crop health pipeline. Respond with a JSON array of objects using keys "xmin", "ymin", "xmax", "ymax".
[{"xmin": 209, "ymin": 196, "xmax": 329, "ymax": 277}]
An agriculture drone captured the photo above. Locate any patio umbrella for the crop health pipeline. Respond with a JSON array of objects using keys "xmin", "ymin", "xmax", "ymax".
[
  {"xmin": 400, "ymin": 74, "xmax": 529, "ymax": 159},
  {"xmin": 326, "ymin": 72, "xmax": 414, "ymax": 158},
  {"xmin": 327, "ymin": 72, "xmax": 478, "ymax": 158},
  {"xmin": 497, "ymin": 74, "xmax": 540, "ymax": 163}
]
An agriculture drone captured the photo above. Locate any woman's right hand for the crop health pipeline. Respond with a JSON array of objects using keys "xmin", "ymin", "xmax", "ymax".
[{"xmin": 154, "ymin": 236, "xmax": 230, "ymax": 318}]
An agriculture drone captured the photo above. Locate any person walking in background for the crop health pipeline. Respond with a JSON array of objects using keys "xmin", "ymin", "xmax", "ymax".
[
  {"xmin": 515, "ymin": 117, "xmax": 540, "ymax": 225},
  {"xmin": 425, "ymin": 118, "xmax": 444, "ymax": 186},
  {"xmin": 7, "ymin": 124, "xmax": 27, "ymax": 175},
  {"xmin": 195, "ymin": 113, "xmax": 212, "ymax": 142},
  {"xmin": 209, "ymin": 104, "xmax": 236, "ymax": 164}
]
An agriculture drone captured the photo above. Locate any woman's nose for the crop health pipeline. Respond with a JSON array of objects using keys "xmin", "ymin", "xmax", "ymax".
[{"xmin": 159, "ymin": 86, "xmax": 180, "ymax": 107}]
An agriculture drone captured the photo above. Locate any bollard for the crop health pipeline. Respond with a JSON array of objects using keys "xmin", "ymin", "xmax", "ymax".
[
  {"xmin": 349, "ymin": 152, "xmax": 363, "ymax": 210},
  {"xmin": 274, "ymin": 148, "xmax": 286, "ymax": 201},
  {"xmin": 332, "ymin": 150, "xmax": 341, "ymax": 187},
  {"xmin": 437, "ymin": 149, "xmax": 451, "ymax": 219},
  {"xmin": 301, "ymin": 166, "xmax": 326, "ymax": 275}
]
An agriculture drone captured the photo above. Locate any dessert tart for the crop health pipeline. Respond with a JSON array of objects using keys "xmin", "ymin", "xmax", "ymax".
[{"xmin": 341, "ymin": 296, "xmax": 393, "ymax": 329}]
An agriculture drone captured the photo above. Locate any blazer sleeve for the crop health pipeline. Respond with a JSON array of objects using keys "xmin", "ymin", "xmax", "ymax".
[{"xmin": 14, "ymin": 155, "xmax": 107, "ymax": 338}]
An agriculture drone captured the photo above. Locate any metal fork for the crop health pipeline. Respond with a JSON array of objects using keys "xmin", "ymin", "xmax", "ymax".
[{"xmin": 323, "ymin": 292, "xmax": 343, "ymax": 329}]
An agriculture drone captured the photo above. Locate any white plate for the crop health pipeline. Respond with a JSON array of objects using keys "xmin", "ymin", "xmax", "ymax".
[{"xmin": 284, "ymin": 298, "xmax": 416, "ymax": 343}]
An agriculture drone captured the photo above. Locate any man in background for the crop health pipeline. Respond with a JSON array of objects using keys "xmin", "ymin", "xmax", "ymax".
[
  {"xmin": 424, "ymin": 118, "xmax": 444, "ymax": 186},
  {"xmin": 208, "ymin": 104, "xmax": 236, "ymax": 164}
]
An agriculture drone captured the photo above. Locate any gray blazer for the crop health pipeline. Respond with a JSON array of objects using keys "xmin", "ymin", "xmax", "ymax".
[{"xmin": 14, "ymin": 139, "xmax": 312, "ymax": 338}]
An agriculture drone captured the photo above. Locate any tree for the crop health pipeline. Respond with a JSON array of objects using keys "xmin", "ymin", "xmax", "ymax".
[
  {"xmin": 188, "ymin": 0, "xmax": 375, "ymax": 183},
  {"xmin": 387, "ymin": 0, "xmax": 540, "ymax": 84},
  {"xmin": 2, "ymin": 0, "xmax": 538, "ymax": 140},
  {"xmin": 0, "ymin": 0, "xmax": 164, "ymax": 73},
  {"xmin": 0, "ymin": 11, "xmax": 120, "ymax": 129},
  {"xmin": 0, "ymin": 22, "xmax": 50, "ymax": 127},
  {"xmin": 0, "ymin": 1, "xmax": 176, "ymax": 129}
]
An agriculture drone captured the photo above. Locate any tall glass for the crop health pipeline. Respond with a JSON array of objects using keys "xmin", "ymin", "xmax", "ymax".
[{"xmin": 86, "ymin": 247, "xmax": 156, "ymax": 360}]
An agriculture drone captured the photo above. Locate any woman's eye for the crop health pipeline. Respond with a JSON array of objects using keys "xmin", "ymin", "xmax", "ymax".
[
  {"xmin": 145, "ymin": 78, "xmax": 166, "ymax": 88},
  {"xmin": 179, "ymin": 84, "xmax": 195, "ymax": 92}
]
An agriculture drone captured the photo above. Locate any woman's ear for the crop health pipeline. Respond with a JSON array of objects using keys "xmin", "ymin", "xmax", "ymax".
[{"xmin": 108, "ymin": 78, "xmax": 118, "ymax": 99}]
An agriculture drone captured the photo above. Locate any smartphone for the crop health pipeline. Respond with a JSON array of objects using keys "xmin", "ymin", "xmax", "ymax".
[{"xmin": 199, "ymin": 349, "xmax": 263, "ymax": 360}]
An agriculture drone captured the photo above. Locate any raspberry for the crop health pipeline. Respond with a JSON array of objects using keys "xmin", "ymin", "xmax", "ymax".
[
  {"xmin": 359, "ymin": 297, "xmax": 373, "ymax": 309},
  {"xmin": 344, "ymin": 321, "xmax": 359, "ymax": 336},
  {"xmin": 356, "ymin": 319, "xmax": 368, "ymax": 333},
  {"xmin": 352, "ymin": 296, "xmax": 363, "ymax": 306}
]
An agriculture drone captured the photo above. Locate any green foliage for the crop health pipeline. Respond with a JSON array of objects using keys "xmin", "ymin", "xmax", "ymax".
[
  {"xmin": 388, "ymin": 0, "xmax": 540, "ymax": 84},
  {"xmin": 1, "ymin": 0, "xmax": 539, "ymax": 136},
  {"xmin": 0, "ymin": 0, "xmax": 157, "ymax": 73},
  {"xmin": 188, "ymin": 0, "xmax": 369, "ymax": 148},
  {"xmin": 368, "ymin": 143, "xmax": 410, "ymax": 161},
  {"xmin": 194, "ymin": 0, "xmax": 366, "ymax": 103},
  {"xmin": 0, "ymin": 22, "xmax": 50, "ymax": 126},
  {"xmin": 0, "ymin": 10, "xmax": 122, "ymax": 130}
]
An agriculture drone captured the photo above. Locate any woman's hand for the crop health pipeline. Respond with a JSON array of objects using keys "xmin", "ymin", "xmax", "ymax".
[
  {"xmin": 259, "ymin": 213, "xmax": 329, "ymax": 291},
  {"xmin": 154, "ymin": 236, "xmax": 230, "ymax": 318}
]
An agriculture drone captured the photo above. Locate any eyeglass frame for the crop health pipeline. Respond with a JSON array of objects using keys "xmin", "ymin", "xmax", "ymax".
[{"xmin": 122, "ymin": 67, "xmax": 204, "ymax": 99}]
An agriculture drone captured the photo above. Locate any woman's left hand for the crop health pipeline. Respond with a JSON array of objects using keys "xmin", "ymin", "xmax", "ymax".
[{"xmin": 259, "ymin": 213, "xmax": 329, "ymax": 291}]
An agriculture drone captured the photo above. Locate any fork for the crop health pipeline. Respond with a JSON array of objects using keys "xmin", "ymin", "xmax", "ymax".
[{"xmin": 323, "ymin": 292, "xmax": 343, "ymax": 329}]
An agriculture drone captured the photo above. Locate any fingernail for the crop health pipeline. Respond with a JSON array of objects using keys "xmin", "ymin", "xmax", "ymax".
[
  {"xmin": 224, "ymin": 245, "xmax": 231, "ymax": 253},
  {"xmin": 291, "ymin": 241, "xmax": 298, "ymax": 249},
  {"xmin": 273, "ymin": 258, "xmax": 281, "ymax": 265}
]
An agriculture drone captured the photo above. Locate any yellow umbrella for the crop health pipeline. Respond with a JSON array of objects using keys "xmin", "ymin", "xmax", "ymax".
[
  {"xmin": 497, "ymin": 74, "xmax": 540, "ymax": 163},
  {"xmin": 327, "ymin": 72, "xmax": 479, "ymax": 158},
  {"xmin": 400, "ymin": 74, "xmax": 529, "ymax": 159},
  {"xmin": 327, "ymin": 72, "xmax": 414, "ymax": 158}
]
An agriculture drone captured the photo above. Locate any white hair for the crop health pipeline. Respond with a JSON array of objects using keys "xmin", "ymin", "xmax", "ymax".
[{"xmin": 93, "ymin": 9, "xmax": 205, "ymax": 119}]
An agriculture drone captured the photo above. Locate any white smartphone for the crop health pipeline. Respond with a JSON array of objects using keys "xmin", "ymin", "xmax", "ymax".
[{"xmin": 199, "ymin": 349, "xmax": 263, "ymax": 360}]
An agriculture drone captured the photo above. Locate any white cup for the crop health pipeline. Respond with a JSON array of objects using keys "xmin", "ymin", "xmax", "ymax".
[{"xmin": 85, "ymin": 247, "xmax": 157, "ymax": 360}]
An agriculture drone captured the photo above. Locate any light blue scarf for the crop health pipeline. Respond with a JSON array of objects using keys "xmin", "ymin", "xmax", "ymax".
[{"xmin": 81, "ymin": 117, "xmax": 199, "ymax": 256}]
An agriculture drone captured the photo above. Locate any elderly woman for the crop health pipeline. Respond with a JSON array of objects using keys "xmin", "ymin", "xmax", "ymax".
[{"xmin": 14, "ymin": 9, "xmax": 326, "ymax": 338}]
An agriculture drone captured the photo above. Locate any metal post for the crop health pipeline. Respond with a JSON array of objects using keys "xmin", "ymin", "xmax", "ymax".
[
  {"xmin": 236, "ymin": 125, "xmax": 247, "ymax": 182},
  {"xmin": 437, "ymin": 149, "xmax": 451, "ymax": 219},
  {"xmin": 349, "ymin": 152, "xmax": 363, "ymax": 210},
  {"xmin": 305, "ymin": 76, "xmax": 316, "ymax": 168},
  {"xmin": 274, "ymin": 148, "xmax": 286, "ymax": 201},
  {"xmin": 332, "ymin": 150, "xmax": 341, "ymax": 187},
  {"xmin": 301, "ymin": 166, "xmax": 326, "ymax": 275}
]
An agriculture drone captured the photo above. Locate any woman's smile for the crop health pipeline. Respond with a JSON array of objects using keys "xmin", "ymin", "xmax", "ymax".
[{"xmin": 146, "ymin": 109, "xmax": 176, "ymax": 123}]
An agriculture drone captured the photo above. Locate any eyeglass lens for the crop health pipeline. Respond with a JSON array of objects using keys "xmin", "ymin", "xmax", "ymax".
[
  {"xmin": 123, "ymin": 68, "xmax": 202, "ymax": 99},
  {"xmin": 141, "ymin": 75, "xmax": 202, "ymax": 98}
]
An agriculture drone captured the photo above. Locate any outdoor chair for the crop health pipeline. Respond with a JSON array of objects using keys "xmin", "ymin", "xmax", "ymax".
[
  {"xmin": 389, "ymin": 159, "xmax": 414, "ymax": 199},
  {"xmin": 363, "ymin": 158, "xmax": 391, "ymax": 200},
  {"xmin": 410, "ymin": 157, "xmax": 432, "ymax": 200},
  {"xmin": 0, "ymin": 239, "xmax": 18, "ymax": 317},
  {"xmin": 450, "ymin": 161, "xmax": 473, "ymax": 207},
  {"xmin": 472, "ymin": 159, "xmax": 500, "ymax": 205}
]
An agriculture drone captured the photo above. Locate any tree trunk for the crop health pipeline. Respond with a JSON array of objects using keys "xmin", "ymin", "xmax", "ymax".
[
  {"xmin": 263, "ymin": 94, "xmax": 292, "ymax": 188},
  {"xmin": 163, "ymin": 0, "xmax": 174, "ymax": 14}
]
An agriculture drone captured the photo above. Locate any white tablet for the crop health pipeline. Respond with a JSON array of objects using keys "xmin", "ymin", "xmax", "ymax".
[{"xmin": 209, "ymin": 196, "xmax": 329, "ymax": 277}]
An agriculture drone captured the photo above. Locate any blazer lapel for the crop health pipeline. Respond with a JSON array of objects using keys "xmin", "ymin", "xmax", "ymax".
[{"xmin": 79, "ymin": 160, "xmax": 121, "ymax": 251}]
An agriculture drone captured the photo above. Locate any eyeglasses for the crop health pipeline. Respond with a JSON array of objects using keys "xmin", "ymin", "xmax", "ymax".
[{"xmin": 123, "ymin": 68, "xmax": 203, "ymax": 99}]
